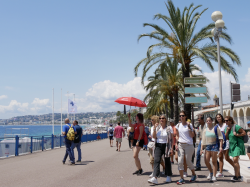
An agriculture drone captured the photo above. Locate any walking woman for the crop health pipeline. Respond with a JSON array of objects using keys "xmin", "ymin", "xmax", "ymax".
[
  {"xmin": 200, "ymin": 117, "xmax": 223, "ymax": 181},
  {"xmin": 128, "ymin": 112, "xmax": 144, "ymax": 175},
  {"xmin": 225, "ymin": 116, "xmax": 246, "ymax": 182},
  {"xmin": 175, "ymin": 111, "xmax": 197, "ymax": 184},
  {"xmin": 148, "ymin": 114, "xmax": 173, "ymax": 184},
  {"xmin": 147, "ymin": 115, "xmax": 165, "ymax": 178},
  {"xmin": 215, "ymin": 114, "xmax": 234, "ymax": 177}
]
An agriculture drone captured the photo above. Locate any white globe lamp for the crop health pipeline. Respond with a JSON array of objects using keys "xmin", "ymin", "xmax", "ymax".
[
  {"xmin": 211, "ymin": 11, "xmax": 223, "ymax": 22},
  {"xmin": 211, "ymin": 28, "xmax": 215, "ymax": 36},
  {"xmin": 215, "ymin": 19, "xmax": 225, "ymax": 28}
]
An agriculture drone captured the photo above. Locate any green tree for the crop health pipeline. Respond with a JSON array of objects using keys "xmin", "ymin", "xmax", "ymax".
[{"xmin": 135, "ymin": 0, "xmax": 240, "ymax": 119}]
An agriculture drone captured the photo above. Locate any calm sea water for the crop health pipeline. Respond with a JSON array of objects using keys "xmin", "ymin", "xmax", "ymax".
[{"xmin": 0, "ymin": 125, "xmax": 86, "ymax": 138}]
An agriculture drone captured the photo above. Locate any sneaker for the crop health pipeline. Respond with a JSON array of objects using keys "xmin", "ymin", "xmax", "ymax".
[
  {"xmin": 76, "ymin": 160, "xmax": 81, "ymax": 162},
  {"xmin": 137, "ymin": 169, "xmax": 143, "ymax": 175},
  {"xmin": 171, "ymin": 161, "xmax": 174, "ymax": 164},
  {"xmin": 69, "ymin": 162, "xmax": 75, "ymax": 165},
  {"xmin": 195, "ymin": 167, "xmax": 201, "ymax": 171},
  {"xmin": 237, "ymin": 176, "xmax": 243, "ymax": 182},
  {"xmin": 133, "ymin": 170, "xmax": 139, "ymax": 175},
  {"xmin": 166, "ymin": 176, "xmax": 172, "ymax": 183},
  {"xmin": 212, "ymin": 176, "xmax": 217, "ymax": 182},
  {"xmin": 62, "ymin": 161, "xmax": 65, "ymax": 164},
  {"xmin": 148, "ymin": 177, "xmax": 158, "ymax": 184},
  {"xmin": 190, "ymin": 175, "xmax": 197, "ymax": 182},
  {"xmin": 231, "ymin": 176, "xmax": 238, "ymax": 182},
  {"xmin": 149, "ymin": 172, "xmax": 153, "ymax": 178},
  {"xmin": 216, "ymin": 172, "xmax": 224, "ymax": 178},
  {"xmin": 207, "ymin": 173, "xmax": 213, "ymax": 180},
  {"xmin": 177, "ymin": 178, "xmax": 185, "ymax": 185},
  {"xmin": 183, "ymin": 171, "xmax": 188, "ymax": 178},
  {"xmin": 162, "ymin": 171, "xmax": 165, "ymax": 175}
]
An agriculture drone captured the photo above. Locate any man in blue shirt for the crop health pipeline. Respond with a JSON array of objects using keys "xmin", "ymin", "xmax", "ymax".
[
  {"xmin": 71, "ymin": 120, "xmax": 83, "ymax": 162},
  {"xmin": 62, "ymin": 118, "xmax": 76, "ymax": 165}
]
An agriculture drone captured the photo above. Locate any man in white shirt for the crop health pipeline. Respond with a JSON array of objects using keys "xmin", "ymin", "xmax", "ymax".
[{"xmin": 107, "ymin": 124, "xmax": 114, "ymax": 147}]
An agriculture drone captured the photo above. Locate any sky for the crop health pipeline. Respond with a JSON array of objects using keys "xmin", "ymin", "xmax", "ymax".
[{"xmin": 0, "ymin": 0, "xmax": 250, "ymax": 119}]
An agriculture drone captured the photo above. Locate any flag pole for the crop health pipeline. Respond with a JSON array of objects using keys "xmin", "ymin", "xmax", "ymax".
[
  {"xmin": 67, "ymin": 91, "xmax": 69, "ymax": 119},
  {"xmin": 61, "ymin": 88, "xmax": 62, "ymax": 134},
  {"xmin": 52, "ymin": 88, "xmax": 54, "ymax": 135},
  {"xmin": 74, "ymin": 94, "xmax": 75, "ymax": 121}
]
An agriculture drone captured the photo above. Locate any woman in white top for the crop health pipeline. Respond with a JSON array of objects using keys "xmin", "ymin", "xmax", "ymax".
[
  {"xmin": 215, "ymin": 114, "xmax": 234, "ymax": 178},
  {"xmin": 147, "ymin": 115, "xmax": 165, "ymax": 177},
  {"xmin": 175, "ymin": 111, "xmax": 197, "ymax": 184},
  {"xmin": 148, "ymin": 114, "xmax": 173, "ymax": 185},
  {"xmin": 200, "ymin": 117, "xmax": 223, "ymax": 181}
]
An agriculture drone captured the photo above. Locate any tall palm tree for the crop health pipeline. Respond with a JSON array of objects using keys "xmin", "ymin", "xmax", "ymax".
[{"xmin": 135, "ymin": 0, "xmax": 241, "ymax": 119}]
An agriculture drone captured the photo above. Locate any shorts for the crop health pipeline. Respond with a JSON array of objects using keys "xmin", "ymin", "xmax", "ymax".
[
  {"xmin": 133, "ymin": 139, "xmax": 144, "ymax": 148},
  {"xmin": 205, "ymin": 144, "xmax": 219, "ymax": 152},
  {"xmin": 109, "ymin": 136, "xmax": 113, "ymax": 140},
  {"xmin": 116, "ymin": 138, "xmax": 122, "ymax": 142},
  {"xmin": 247, "ymin": 146, "xmax": 250, "ymax": 153},
  {"xmin": 129, "ymin": 132, "xmax": 134, "ymax": 140}
]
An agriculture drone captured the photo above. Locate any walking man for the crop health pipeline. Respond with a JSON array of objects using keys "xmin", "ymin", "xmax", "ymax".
[
  {"xmin": 195, "ymin": 115, "xmax": 205, "ymax": 171},
  {"xmin": 107, "ymin": 124, "xmax": 114, "ymax": 147},
  {"xmin": 62, "ymin": 118, "xmax": 76, "ymax": 165},
  {"xmin": 71, "ymin": 120, "xmax": 82, "ymax": 162},
  {"xmin": 114, "ymin": 122, "xmax": 125, "ymax": 151}
]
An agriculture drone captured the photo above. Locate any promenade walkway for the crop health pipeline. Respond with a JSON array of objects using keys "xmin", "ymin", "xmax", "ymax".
[{"xmin": 0, "ymin": 138, "xmax": 249, "ymax": 187}]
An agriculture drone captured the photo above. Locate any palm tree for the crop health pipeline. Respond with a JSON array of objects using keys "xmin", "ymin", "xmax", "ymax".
[{"xmin": 135, "ymin": 0, "xmax": 241, "ymax": 119}]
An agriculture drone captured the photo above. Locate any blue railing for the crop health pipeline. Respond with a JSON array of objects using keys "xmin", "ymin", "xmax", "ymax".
[{"xmin": 0, "ymin": 133, "xmax": 107, "ymax": 158}]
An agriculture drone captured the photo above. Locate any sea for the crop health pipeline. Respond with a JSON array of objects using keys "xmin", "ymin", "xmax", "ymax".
[{"xmin": 0, "ymin": 125, "xmax": 87, "ymax": 138}]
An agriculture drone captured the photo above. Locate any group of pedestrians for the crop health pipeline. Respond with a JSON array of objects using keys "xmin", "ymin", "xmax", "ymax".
[
  {"xmin": 62, "ymin": 118, "xmax": 83, "ymax": 165},
  {"xmin": 107, "ymin": 122, "xmax": 125, "ymax": 151},
  {"xmin": 125, "ymin": 111, "xmax": 249, "ymax": 185}
]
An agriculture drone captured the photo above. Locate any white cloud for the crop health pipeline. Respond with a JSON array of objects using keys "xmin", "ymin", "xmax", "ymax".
[
  {"xmin": 32, "ymin": 98, "xmax": 49, "ymax": 105},
  {"xmin": 5, "ymin": 86, "xmax": 14, "ymax": 90},
  {"xmin": 0, "ymin": 95, "xmax": 8, "ymax": 100},
  {"xmin": 244, "ymin": 68, "xmax": 250, "ymax": 82},
  {"xmin": 0, "ymin": 100, "xmax": 29, "ymax": 113}
]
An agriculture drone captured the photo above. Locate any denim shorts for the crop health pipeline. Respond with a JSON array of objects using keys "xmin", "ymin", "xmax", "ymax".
[{"xmin": 205, "ymin": 144, "xmax": 219, "ymax": 152}]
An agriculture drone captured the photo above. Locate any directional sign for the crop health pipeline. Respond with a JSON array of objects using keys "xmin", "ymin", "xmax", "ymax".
[
  {"xmin": 185, "ymin": 97, "xmax": 207, "ymax": 104},
  {"xmin": 184, "ymin": 77, "xmax": 206, "ymax": 84},
  {"xmin": 185, "ymin": 87, "xmax": 207, "ymax": 94}
]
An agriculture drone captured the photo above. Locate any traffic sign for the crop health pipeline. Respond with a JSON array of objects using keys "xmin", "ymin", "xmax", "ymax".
[
  {"xmin": 185, "ymin": 97, "xmax": 207, "ymax": 104},
  {"xmin": 184, "ymin": 87, "xmax": 207, "ymax": 94},
  {"xmin": 184, "ymin": 77, "xmax": 206, "ymax": 84}
]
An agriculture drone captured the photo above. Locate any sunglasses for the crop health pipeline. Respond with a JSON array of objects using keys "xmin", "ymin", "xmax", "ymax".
[
  {"xmin": 179, "ymin": 115, "xmax": 185, "ymax": 117},
  {"xmin": 225, "ymin": 120, "xmax": 229, "ymax": 122},
  {"xmin": 159, "ymin": 118, "xmax": 165, "ymax": 120}
]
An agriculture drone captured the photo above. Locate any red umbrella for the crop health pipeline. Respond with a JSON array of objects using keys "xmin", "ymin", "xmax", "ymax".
[{"xmin": 115, "ymin": 97, "xmax": 147, "ymax": 107}]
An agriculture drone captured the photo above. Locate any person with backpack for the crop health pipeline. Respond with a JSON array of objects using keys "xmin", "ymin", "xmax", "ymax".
[
  {"xmin": 62, "ymin": 118, "xmax": 76, "ymax": 165},
  {"xmin": 113, "ymin": 122, "xmax": 125, "ymax": 152},
  {"xmin": 128, "ymin": 112, "xmax": 144, "ymax": 176},
  {"xmin": 107, "ymin": 124, "xmax": 114, "ymax": 147},
  {"xmin": 143, "ymin": 124, "xmax": 150, "ymax": 151},
  {"xmin": 148, "ymin": 114, "xmax": 173, "ymax": 184},
  {"xmin": 71, "ymin": 120, "xmax": 82, "ymax": 163},
  {"xmin": 224, "ymin": 116, "xmax": 246, "ymax": 182},
  {"xmin": 200, "ymin": 117, "xmax": 223, "ymax": 182},
  {"xmin": 215, "ymin": 114, "xmax": 234, "ymax": 178},
  {"xmin": 175, "ymin": 111, "xmax": 197, "ymax": 184}
]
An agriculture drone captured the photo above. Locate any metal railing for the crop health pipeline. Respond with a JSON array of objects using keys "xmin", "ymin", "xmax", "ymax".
[{"xmin": 0, "ymin": 133, "xmax": 107, "ymax": 158}]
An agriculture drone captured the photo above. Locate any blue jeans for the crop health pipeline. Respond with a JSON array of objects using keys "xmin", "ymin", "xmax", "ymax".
[
  {"xmin": 196, "ymin": 140, "xmax": 201, "ymax": 168},
  {"xmin": 71, "ymin": 142, "xmax": 82, "ymax": 161},
  {"xmin": 63, "ymin": 138, "xmax": 74, "ymax": 163}
]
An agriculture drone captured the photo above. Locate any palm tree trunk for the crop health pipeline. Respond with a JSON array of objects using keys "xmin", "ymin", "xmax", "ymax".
[
  {"xmin": 170, "ymin": 95, "xmax": 174, "ymax": 119},
  {"xmin": 182, "ymin": 64, "xmax": 191, "ymax": 120},
  {"xmin": 173, "ymin": 90, "xmax": 179, "ymax": 124},
  {"xmin": 164, "ymin": 95, "xmax": 168, "ymax": 118}
]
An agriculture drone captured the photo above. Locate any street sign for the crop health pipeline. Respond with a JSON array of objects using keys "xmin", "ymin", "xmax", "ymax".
[
  {"xmin": 185, "ymin": 97, "xmax": 207, "ymax": 104},
  {"xmin": 184, "ymin": 77, "xmax": 206, "ymax": 84},
  {"xmin": 184, "ymin": 87, "xmax": 207, "ymax": 94}
]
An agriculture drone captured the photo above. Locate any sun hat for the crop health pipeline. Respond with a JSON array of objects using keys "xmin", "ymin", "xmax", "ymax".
[{"xmin": 169, "ymin": 119, "xmax": 174, "ymax": 123}]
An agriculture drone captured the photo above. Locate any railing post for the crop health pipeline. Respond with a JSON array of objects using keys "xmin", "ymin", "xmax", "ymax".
[
  {"xmin": 30, "ymin": 136, "xmax": 33, "ymax": 153},
  {"xmin": 42, "ymin": 136, "xmax": 44, "ymax": 151},
  {"xmin": 51, "ymin": 134, "xmax": 54, "ymax": 149},
  {"xmin": 60, "ymin": 135, "xmax": 62, "ymax": 147},
  {"xmin": 15, "ymin": 135, "xmax": 19, "ymax": 156}
]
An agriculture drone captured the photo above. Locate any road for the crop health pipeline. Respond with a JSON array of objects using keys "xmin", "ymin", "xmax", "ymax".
[{"xmin": 0, "ymin": 138, "xmax": 249, "ymax": 187}]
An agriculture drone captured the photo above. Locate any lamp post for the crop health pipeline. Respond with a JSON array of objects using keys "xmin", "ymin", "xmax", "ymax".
[{"xmin": 211, "ymin": 11, "xmax": 225, "ymax": 115}]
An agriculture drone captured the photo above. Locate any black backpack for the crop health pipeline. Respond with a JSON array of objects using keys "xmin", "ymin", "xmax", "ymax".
[
  {"xmin": 74, "ymin": 127, "xmax": 82, "ymax": 143},
  {"xmin": 109, "ymin": 128, "xmax": 114, "ymax": 135}
]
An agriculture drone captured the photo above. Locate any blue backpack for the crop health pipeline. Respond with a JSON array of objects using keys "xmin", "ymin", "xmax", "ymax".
[{"xmin": 214, "ymin": 124, "xmax": 226, "ymax": 149}]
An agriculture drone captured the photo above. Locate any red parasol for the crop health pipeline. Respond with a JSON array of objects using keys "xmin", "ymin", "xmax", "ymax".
[{"xmin": 115, "ymin": 97, "xmax": 147, "ymax": 107}]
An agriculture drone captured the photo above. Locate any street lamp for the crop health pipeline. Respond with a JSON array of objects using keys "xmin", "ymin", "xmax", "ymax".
[{"xmin": 211, "ymin": 11, "xmax": 225, "ymax": 115}]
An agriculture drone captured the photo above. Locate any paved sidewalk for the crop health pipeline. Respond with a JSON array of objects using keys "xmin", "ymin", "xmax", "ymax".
[{"xmin": 0, "ymin": 138, "xmax": 249, "ymax": 187}]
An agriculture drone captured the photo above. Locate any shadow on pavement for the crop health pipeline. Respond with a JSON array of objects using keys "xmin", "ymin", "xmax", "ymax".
[{"xmin": 75, "ymin": 160, "xmax": 95, "ymax": 166}]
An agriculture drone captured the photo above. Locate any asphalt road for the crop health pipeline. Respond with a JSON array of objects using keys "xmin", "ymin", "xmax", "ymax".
[{"xmin": 0, "ymin": 138, "xmax": 249, "ymax": 187}]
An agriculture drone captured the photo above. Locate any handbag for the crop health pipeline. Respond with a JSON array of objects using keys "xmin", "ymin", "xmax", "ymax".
[{"xmin": 147, "ymin": 141, "xmax": 155, "ymax": 149}]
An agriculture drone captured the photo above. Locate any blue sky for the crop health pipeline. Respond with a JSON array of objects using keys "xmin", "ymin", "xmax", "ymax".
[{"xmin": 0, "ymin": 0, "xmax": 250, "ymax": 119}]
